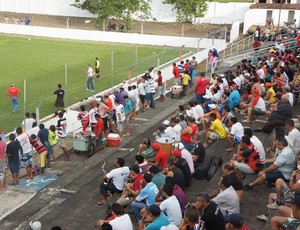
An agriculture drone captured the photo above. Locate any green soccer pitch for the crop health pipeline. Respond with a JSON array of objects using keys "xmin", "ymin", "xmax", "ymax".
[{"xmin": 0, "ymin": 34, "xmax": 188, "ymax": 133}]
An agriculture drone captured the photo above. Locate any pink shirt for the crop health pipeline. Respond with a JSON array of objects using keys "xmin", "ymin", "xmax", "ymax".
[
  {"xmin": 98, "ymin": 102, "xmax": 108, "ymax": 118},
  {"xmin": 0, "ymin": 141, "xmax": 6, "ymax": 161}
]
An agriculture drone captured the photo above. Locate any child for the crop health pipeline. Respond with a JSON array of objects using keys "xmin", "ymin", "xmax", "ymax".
[
  {"xmin": 48, "ymin": 125, "xmax": 57, "ymax": 163},
  {"xmin": 181, "ymin": 70, "xmax": 191, "ymax": 96},
  {"xmin": 30, "ymin": 134, "xmax": 47, "ymax": 174}
]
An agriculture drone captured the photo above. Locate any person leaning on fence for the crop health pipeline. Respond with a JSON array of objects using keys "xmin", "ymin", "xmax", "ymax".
[{"xmin": 29, "ymin": 134, "xmax": 47, "ymax": 175}]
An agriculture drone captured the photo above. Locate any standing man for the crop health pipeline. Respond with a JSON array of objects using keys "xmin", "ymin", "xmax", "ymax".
[
  {"xmin": 156, "ymin": 70, "xmax": 164, "ymax": 102},
  {"xmin": 6, "ymin": 133, "xmax": 21, "ymax": 185},
  {"xmin": 53, "ymin": 84, "xmax": 65, "ymax": 111},
  {"xmin": 114, "ymin": 99, "xmax": 126, "ymax": 140},
  {"xmin": 6, "ymin": 84, "xmax": 20, "ymax": 113},
  {"xmin": 195, "ymin": 72, "xmax": 209, "ymax": 104},
  {"xmin": 86, "ymin": 64, "xmax": 94, "ymax": 92},
  {"xmin": 95, "ymin": 57, "xmax": 100, "ymax": 79},
  {"xmin": 94, "ymin": 114, "xmax": 104, "ymax": 153},
  {"xmin": 56, "ymin": 112, "xmax": 71, "ymax": 161},
  {"xmin": 172, "ymin": 63, "xmax": 181, "ymax": 85}
]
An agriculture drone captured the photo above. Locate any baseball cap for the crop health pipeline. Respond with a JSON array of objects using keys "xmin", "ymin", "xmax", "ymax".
[
  {"xmin": 151, "ymin": 142, "xmax": 160, "ymax": 151},
  {"xmin": 208, "ymin": 104, "xmax": 217, "ymax": 109},
  {"xmin": 162, "ymin": 120, "xmax": 170, "ymax": 126},
  {"xmin": 130, "ymin": 164, "xmax": 140, "ymax": 173},
  {"xmin": 171, "ymin": 149, "xmax": 182, "ymax": 158},
  {"xmin": 224, "ymin": 213, "xmax": 244, "ymax": 228},
  {"xmin": 252, "ymin": 90, "xmax": 259, "ymax": 95},
  {"xmin": 173, "ymin": 142, "xmax": 184, "ymax": 150},
  {"xmin": 29, "ymin": 220, "xmax": 42, "ymax": 230},
  {"xmin": 231, "ymin": 84, "xmax": 237, "ymax": 89},
  {"xmin": 149, "ymin": 166, "xmax": 162, "ymax": 174},
  {"xmin": 203, "ymin": 94, "xmax": 212, "ymax": 99},
  {"xmin": 147, "ymin": 204, "xmax": 161, "ymax": 216},
  {"xmin": 264, "ymin": 82, "xmax": 272, "ymax": 87},
  {"xmin": 96, "ymin": 97, "xmax": 101, "ymax": 102}
]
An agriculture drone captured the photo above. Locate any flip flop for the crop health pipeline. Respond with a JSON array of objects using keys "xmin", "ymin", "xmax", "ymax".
[{"xmin": 97, "ymin": 200, "xmax": 106, "ymax": 206}]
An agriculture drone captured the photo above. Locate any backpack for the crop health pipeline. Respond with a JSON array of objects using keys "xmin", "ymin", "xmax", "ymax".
[
  {"xmin": 194, "ymin": 161, "xmax": 211, "ymax": 180},
  {"xmin": 207, "ymin": 156, "xmax": 223, "ymax": 181}
]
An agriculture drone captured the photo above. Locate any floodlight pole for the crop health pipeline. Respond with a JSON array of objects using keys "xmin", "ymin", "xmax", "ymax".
[
  {"xmin": 67, "ymin": 17, "xmax": 69, "ymax": 29},
  {"xmin": 23, "ymin": 79, "xmax": 26, "ymax": 131},
  {"xmin": 65, "ymin": 65, "xmax": 68, "ymax": 112},
  {"xmin": 111, "ymin": 51, "xmax": 114, "ymax": 88}
]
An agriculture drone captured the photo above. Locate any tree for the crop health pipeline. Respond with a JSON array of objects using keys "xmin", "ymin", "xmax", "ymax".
[
  {"xmin": 163, "ymin": 0, "xmax": 208, "ymax": 23},
  {"xmin": 72, "ymin": 0, "xmax": 152, "ymax": 31}
]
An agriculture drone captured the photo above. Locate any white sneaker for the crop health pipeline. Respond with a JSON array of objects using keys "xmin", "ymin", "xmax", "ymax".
[
  {"xmin": 257, "ymin": 214, "xmax": 268, "ymax": 222},
  {"xmin": 86, "ymin": 88, "xmax": 89, "ymax": 91},
  {"xmin": 91, "ymin": 90, "xmax": 95, "ymax": 92},
  {"xmin": 267, "ymin": 202, "xmax": 279, "ymax": 210}
]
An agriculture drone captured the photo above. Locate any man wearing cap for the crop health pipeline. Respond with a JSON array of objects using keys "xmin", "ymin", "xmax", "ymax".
[
  {"xmin": 162, "ymin": 120, "xmax": 176, "ymax": 140},
  {"xmin": 6, "ymin": 84, "xmax": 20, "ymax": 113},
  {"xmin": 139, "ymin": 204, "xmax": 170, "ymax": 230},
  {"xmin": 225, "ymin": 213, "xmax": 250, "ymax": 230},
  {"xmin": 223, "ymin": 84, "xmax": 240, "ymax": 110},
  {"xmin": 172, "ymin": 149, "xmax": 192, "ymax": 187},
  {"xmin": 131, "ymin": 173, "xmax": 158, "ymax": 223},
  {"xmin": 242, "ymin": 89, "xmax": 266, "ymax": 123},
  {"xmin": 264, "ymin": 82, "xmax": 276, "ymax": 104},
  {"xmin": 117, "ymin": 164, "xmax": 143, "ymax": 207},
  {"xmin": 195, "ymin": 72, "xmax": 209, "ymax": 104},
  {"xmin": 147, "ymin": 143, "xmax": 168, "ymax": 169},
  {"xmin": 173, "ymin": 142, "xmax": 194, "ymax": 174}
]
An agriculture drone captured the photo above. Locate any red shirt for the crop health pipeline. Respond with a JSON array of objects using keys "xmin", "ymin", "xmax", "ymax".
[
  {"xmin": 94, "ymin": 119, "xmax": 104, "ymax": 136},
  {"xmin": 105, "ymin": 98, "xmax": 113, "ymax": 112},
  {"xmin": 133, "ymin": 173, "xmax": 143, "ymax": 191},
  {"xmin": 240, "ymin": 143, "xmax": 259, "ymax": 172},
  {"xmin": 0, "ymin": 141, "xmax": 6, "ymax": 161},
  {"xmin": 30, "ymin": 137, "xmax": 47, "ymax": 154},
  {"xmin": 195, "ymin": 77, "xmax": 209, "ymax": 95},
  {"xmin": 155, "ymin": 150, "xmax": 168, "ymax": 169},
  {"xmin": 157, "ymin": 75, "xmax": 163, "ymax": 87},
  {"xmin": 173, "ymin": 66, "xmax": 180, "ymax": 79},
  {"xmin": 183, "ymin": 63, "xmax": 189, "ymax": 71},
  {"xmin": 78, "ymin": 111, "xmax": 90, "ymax": 132},
  {"xmin": 6, "ymin": 87, "xmax": 20, "ymax": 97},
  {"xmin": 296, "ymin": 35, "xmax": 300, "ymax": 46},
  {"xmin": 181, "ymin": 124, "xmax": 198, "ymax": 143}
]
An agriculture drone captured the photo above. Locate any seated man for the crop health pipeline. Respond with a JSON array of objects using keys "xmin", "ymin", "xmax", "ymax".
[
  {"xmin": 98, "ymin": 158, "xmax": 130, "ymax": 205},
  {"xmin": 231, "ymin": 136, "xmax": 259, "ymax": 177},
  {"xmin": 135, "ymin": 155, "xmax": 151, "ymax": 175},
  {"xmin": 178, "ymin": 207, "xmax": 200, "ymax": 230},
  {"xmin": 203, "ymin": 113, "xmax": 226, "ymax": 147},
  {"xmin": 226, "ymin": 117, "xmax": 244, "ymax": 152},
  {"xmin": 286, "ymin": 119, "xmax": 300, "ymax": 157},
  {"xmin": 225, "ymin": 213, "xmax": 250, "ymax": 230},
  {"xmin": 131, "ymin": 173, "xmax": 158, "ymax": 223},
  {"xmin": 117, "ymin": 164, "xmax": 143, "ymax": 207},
  {"xmin": 139, "ymin": 204, "xmax": 170, "ymax": 230},
  {"xmin": 146, "ymin": 143, "xmax": 167, "ymax": 170},
  {"xmin": 242, "ymin": 90, "xmax": 266, "ymax": 123},
  {"xmin": 244, "ymin": 136, "xmax": 295, "ymax": 191},
  {"xmin": 212, "ymin": 176, "xmax": 240, "ymax": 216},
  {"xmin": 149, "ymin": 166, "xmax": 166, "ymax": 190},
  {"xmin": 191, "ymin": 134, "xmax": 206, "ymax": 168}
]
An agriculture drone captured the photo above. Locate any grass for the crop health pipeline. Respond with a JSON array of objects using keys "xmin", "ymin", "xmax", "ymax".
[{"xmin": 0, "ymin": 34, "xmax": 189, "ymax": 133}]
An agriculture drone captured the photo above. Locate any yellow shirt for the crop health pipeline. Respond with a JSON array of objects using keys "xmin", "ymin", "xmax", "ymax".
[
  {"xmin": 210, "ymin": 119, "xmax": 226, "ymax": 139},
  {"xmin": 181, "ymin": 74, "xmax": 191, "ymax": 86},
  {"xmin": 267, "ymin": 87, "xmax": 276, "ymax": 103},
  {"xmin": 48, "ymin": 131, "xmax": 57, "ymax": 147}
]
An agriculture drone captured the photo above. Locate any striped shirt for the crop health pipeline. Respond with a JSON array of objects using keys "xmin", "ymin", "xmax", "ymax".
[
  {"xmin": 173, "ymin": 184, "xmax": 188, "ymax": 216},
  {"xmin": 148, "ymin": 79, "xmax": 156, "ymax": 93},
  {"xmin": 30, "ymin": 137, "xmax": 47, "ymax": 154},
  {"xmin": 274, "ymin": 146, "xmax": 296, "ymax": 180}
]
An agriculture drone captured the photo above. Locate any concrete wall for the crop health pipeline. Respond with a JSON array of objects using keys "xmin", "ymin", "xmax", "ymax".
[
  {"xmin": 0, "ymin": 0, "xmax": 252, "ymax": 24},
  {"xmin": 230, "ymin": 21, "xmax": 240, "ymax": 43},
  {"xmin": 244, "ymin": 9, "xmax": 300, "ymax": 33},
  {"xmin": 0, "ymin": 23, "xmax": 226, "ymax": 49}
]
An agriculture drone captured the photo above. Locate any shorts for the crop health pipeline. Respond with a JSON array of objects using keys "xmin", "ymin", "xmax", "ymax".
[
  {"xmin": 135, "ymin": 100, "xmax": 140, "ymax": 112},
  {"xmin": 233, "ymin": 135, "xmax": 241, "ymax": 143},
  {"xmin": 117, "ymin": 121, "xmax": 125, "ymax": 131},
  {"xmin": 234, "ymin": 161, "xmax": 256, "ymax": 175},
  {"xmin": 174, "ymin": 78, "xmax": 181, "ymax": 85},
  {"xmin": 39, "ymin": 151, "xmax": 47, "ymax": 168},
  {"xmin": 272, "ymin": 184, "xmax": 293, "ymax": 202},
  {"xmin": 158, "ymin": 86, "xmax": 164, "ymax": 95},
  {"xmin": 0, "ymin": 160, "xmax": 6, "ymax": 172},
  {"xmin": 95, "ymin": 68, "xmax": 100, "ymax": 74},
  {"xmin": 252, "ymin": 107, "xmax": 266, "ymax": 115},
  {"xmin": 125, "ymin": 114, "xmax": 131, "ymax": 124},
  {"xmin": 20, "ymin": 151, "xmax": 33, "ymax": 168},
  {"xmin": 145, "ymin": 93, "xmax": 151, "ymax": 101},
  {"xmin": 58, "ymin": 137, "xmax": 66, "ymax": 148},
  {"xmin": 0, "ymin": 172, "xmax": 4, "ymax": 181},
  {"xmin": 107, "ymin": 111, "xmax": 114, "ymax": 120},
  {"xmin": 55, "ymin": 99, "xmax": 64, "ymax": 108},
  {"xmin": 139, "ymin": 95, "xmax": 145, "ymax": 105},
  {"xmin": 95, "ymin": 136, "xmax": 103, "ymax": 148},
  {"xmin": 9, "ymin": 162, "xmax": 20, "ymax": 174},
  {"xmin": 101, "ymin": 117, "xmax": 109, "ymax": 131},
  {"xmin": 265, "ymin": 171, "xmax": 286, "ymax": 183},
  {"xmin": 209, "ymin": 131, "xmax": 220, "ymax": 140}
]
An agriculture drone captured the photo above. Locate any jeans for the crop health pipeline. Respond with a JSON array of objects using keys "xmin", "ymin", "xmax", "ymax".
[
  {"xmin": 196, "ymin": 94, "xmax": 204, "ymax": 105},
  {"xmin": 131, "ymin": 201, "xmax": 146, "ymax": 222},
  {"xmin": 86, "ymin": 77, "xmax": 94, "ymax": 90},
  {"xmin": 180, "ymin": 140, "xmax": 194, "ymax": 152},
  {"xmin": 150, "ymin": 93, "xmax": 155, "ymax": 108},
  {"xmin": 11, "ymin": 97, "xmax": 19, "ymax": 112}
]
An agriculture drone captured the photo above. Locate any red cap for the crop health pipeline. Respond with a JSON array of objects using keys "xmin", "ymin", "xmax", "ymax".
[
  {"xmin": 231, "ymin": 84, "xmax": 237, "ymax": 89},
  {"xmin": 171, "ymin": 149, "xmax": 182, "ymax": 158},
  {"xmin": 252, "ymin": 90, "xmax": 259, "ymax": 95},
  {"xmin": 151, "ymin": 143, "xmax": 160, "ymax": 151}
]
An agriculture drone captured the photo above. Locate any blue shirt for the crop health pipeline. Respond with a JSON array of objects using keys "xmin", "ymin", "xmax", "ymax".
[
  {"xmin": 145, "ymin": 213, "xmax": 170, "ymax": 230},
  {"xmin": 136, "ymin": 182, "xmax": 158, "ymax": 206},
  {"xmin": 37, "ymin": 129, "xmax": 49, "ymax": 144},
  {"xmin": 152, "ymin": 173, "xmax": 166, "ymax": 190},
  {"xmin": 228, "ymin": 90, "xmax": 240, "ymax": 109},
  {"xmin": 124, "ymin": 100, "xmax": 133, "ymax": 115},
  {"xmin": 204, "ymin": 99, "xmax": 213, "ymax": 113}
]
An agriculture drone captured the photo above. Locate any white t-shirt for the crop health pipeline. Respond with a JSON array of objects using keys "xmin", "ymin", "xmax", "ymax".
[
  {"xmin": 239, "ymin": 74, "xmax": 245, "ymax": 85},
  {"xmin": 165, "ymin": 126, "xmax": 176, "ymax": 140},
  {"xmin": 87, "ymin": 67, "xmax": 93, "ymax": 77},
  {"xmin": 251, "ymin": 135, "xmax": 266, "ymax": 160},
  {"xmin": 138, "ymin": 83, "xmax": 145, "ymax": 95},
  {"xmin": 212, "ymin": 186, "xmax": 240, "ymax": 215},
  {"xmin": 106, "ymin": 166, "xmax": 130, "ymax": 191},
  {"xmin": 192, "ymin": 105, "xmax": 204, "ymax": 125},
  {"xmin": 257, "ymin": 69, "xmax": 265, "ymax": 79},
  {"xmin": 22, "ymin": 118, "xmax": 35, "ymax": 131},
  {"xmin": 221, "ymin": 77, "xmax": 229, "ymax": 89},
  {"xmin": 287, "ymin": 92, "xmax": 294, "ymax": 107},
  {"xmin": 288, "ymin": 128, "xmax": 300, "ymax": 155},
  {"xmin": 109, "ymin": 214, "xmax": 133, "ymax": 230},
  {"xmin": 233, "ymin": 77, "xmax": 241, "ymax": 89},
  {"xmin": 173, "ymin": 124, "xmax": 182, "ymax": 142},
  {"xmin": 115, "ymin": 104, "xmax": 125, "ymax": 122},
  {"xmin": 160, "ymin": 195, "xmax": 182, "ymax": 226},
  {"xmin": 230, "ymin": 122, "xmax": 244, "ymax": 139},
  {"xmin": 16, "ymin": 133, "xmax": 32, "ymax": 154},
  {"xmin": 109, "ymin": 94, "xmax": 116, "ymax": 109},
  {"xmin": 181, "ymin": 148, "xmax": 195, "ymax": 174},
  {"xmin": 143, "ymin": 80, "xmax": 151, "ymax": 94},
  {"xmin": 254, "ymin": 97, "xmax": 266, "ymax": 112},
  {"xmin": 89, "ymin": 107, "xmax": 98, "ymax": 124}
]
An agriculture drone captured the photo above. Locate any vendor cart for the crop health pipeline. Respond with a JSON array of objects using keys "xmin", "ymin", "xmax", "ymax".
[{"xmin": 73, "ymin": 131, "xmax": 96, "ymax": 157}]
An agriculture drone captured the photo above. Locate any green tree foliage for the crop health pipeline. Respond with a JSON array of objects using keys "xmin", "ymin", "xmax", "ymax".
[
  {"xmin": 73, "ymin": 0, "xmax": 152, "ymax": 30},
  {"xmin": 163, "ymin": 0, "xmax": 208, "ymax": 23}
]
